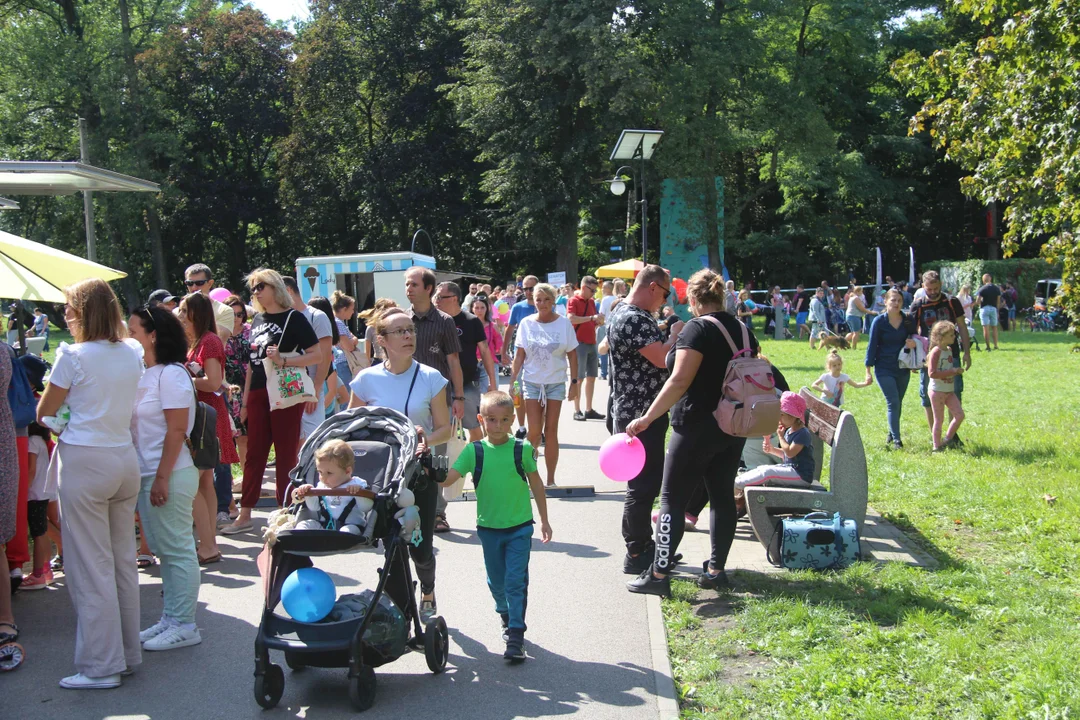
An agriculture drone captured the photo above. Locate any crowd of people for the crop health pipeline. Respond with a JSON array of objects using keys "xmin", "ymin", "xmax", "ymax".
[{"xmin": 0, "ymin": 258, "xmax": 1005, "ymax": 682}]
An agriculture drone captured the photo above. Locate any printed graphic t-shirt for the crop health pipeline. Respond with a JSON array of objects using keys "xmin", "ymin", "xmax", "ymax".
[{"xmin": 248, "ymin": 309, "xmax": 319, "ymax": 391}]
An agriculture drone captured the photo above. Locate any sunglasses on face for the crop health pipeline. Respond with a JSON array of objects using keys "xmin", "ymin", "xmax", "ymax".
[
  {"xmin": 524, "ymin": 286, "xmax": 535, "ymax": 293},
  {"xmin": 249, "ymin": 282, "xmax": 267, "ymax": 294},
  {"xmin": 184, "ymin": 278, "xmax": 209, "ymax": 288},
  {"xmin": 654, "ymin": 282, "xmax": 671, "ymax": 300},
  {"xmin": 435, "ymin": 294, "xmax": 457, "ymax": 301},
  {"xmin": 233, "ymin": 310, "xmax": 244, "ymax": 318}
]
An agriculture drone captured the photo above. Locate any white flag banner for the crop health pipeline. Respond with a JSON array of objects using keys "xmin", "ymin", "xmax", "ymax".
[
  {"xmin": 909, "ymin": 246, "xmax": 916, "ymax": 286},
  {"xmin": 875, "ymin": 247, "xmax": 883, "ymax": 291}
]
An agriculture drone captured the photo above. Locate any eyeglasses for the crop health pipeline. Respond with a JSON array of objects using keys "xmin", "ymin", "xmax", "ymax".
[
  {"xmin": 654, "ymin": 282, "xmax": 672, "ymax": 300},
  {"xmin": 435, "ymin": 295, "xmax": 457, "ymax": 301},
  {"xmin": 382, "ymin": 326, "xmax": 416, "ymax": 338},
  {"xmin": 523, "ymin": 286, "xmax": 535, "ymax": 293},
  {"xmin": 184, "ymin": 278, "xmax": 209, "ymax": 288},
  {"xmin": 249, "ymin": 282, "xmax": 267, "ymax": 294}
]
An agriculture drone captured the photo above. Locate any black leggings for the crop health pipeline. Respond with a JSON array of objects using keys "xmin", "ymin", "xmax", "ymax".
[{"xmin": 654, "ymin": 422, "xmax": 745, "ymax": 574}]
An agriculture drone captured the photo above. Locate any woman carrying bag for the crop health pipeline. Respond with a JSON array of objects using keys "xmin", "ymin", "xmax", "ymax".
[
  {"xmin": 178, "ymin": 293, "xmax": 236, "ymax": 563},
  {"xmin": 128, "ymin": 306, "xmax": 202, "ymax": 651},
  {"xmin": 349, "ymin": 307, "xmax": 452, "ymax": 623},
  {"xmin": 865, "ymin": 288, "xmax": 918, "ymax": 450},
  {"xmin": 222, "ymin": 269, "xmax": 321, "ymax": 535}
]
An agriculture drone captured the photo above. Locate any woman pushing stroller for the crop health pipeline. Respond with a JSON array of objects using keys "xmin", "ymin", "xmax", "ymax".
[{"xmin": 348, "ymin": 307, "xmax": 452, "ymax": 622}]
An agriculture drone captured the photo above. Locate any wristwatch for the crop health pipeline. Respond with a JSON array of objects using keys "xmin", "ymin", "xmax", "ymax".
[
  {"xmin": 452, "ymin": 395, "xmax": 465, "ymax": 401},
  {"xmin": 571, "ymin": 378, "xmax": 579, "ymax": 384}
]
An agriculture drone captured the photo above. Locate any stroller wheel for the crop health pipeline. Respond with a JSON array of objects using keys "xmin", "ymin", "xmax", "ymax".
[
  {"xmin": 284, "ymin": 651, "xmax": 306, "ymax": 672},
  {"xmin": 348, "ymin": 666, "xmax": 377, "ymax": 711},
  {"xmin": 254, "ymin": 663, "xmax": 285, "ymax": 709},
  {"xmin": 425, "ymin": 617, "xmax": 449, "ymax": 673}
]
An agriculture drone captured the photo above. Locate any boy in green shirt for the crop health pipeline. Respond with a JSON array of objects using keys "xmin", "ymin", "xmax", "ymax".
[{"xmin": 443, "ymin": 390, "xmax": 552, "ymax": 662}]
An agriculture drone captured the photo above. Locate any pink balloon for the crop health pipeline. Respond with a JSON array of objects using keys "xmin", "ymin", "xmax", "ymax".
[
  {"xmin": 209, "ymin": 287, "xmax": 231, "ymax": 302},
  {"xmin": 599, "ymin": 433, "xmax": 646, "ymax": 482}
]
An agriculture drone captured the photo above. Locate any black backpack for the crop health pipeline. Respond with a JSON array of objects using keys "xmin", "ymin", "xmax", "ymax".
[{"xmin": 471, "ymin": 439, "xmax": 527, "ymax": 488}]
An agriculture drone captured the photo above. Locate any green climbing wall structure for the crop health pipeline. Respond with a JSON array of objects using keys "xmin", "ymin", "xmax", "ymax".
[{"xmin": 660, "ymin": 177, "xmax": 724, "ymax": 319}]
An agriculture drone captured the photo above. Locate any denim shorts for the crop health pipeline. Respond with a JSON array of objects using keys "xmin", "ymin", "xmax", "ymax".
[
  {"xmin": 846, "ymin": 315, "xmax": 863, "ymax": 333},
  {"xmin": 979, "ymin": 306, "xmax": 999, "ymax": 327},
  {"xmin": 522, "ymin": 380, "xmax": 566, "ymax": 403}
]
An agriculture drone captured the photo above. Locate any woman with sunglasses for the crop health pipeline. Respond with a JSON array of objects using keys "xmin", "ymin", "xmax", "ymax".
[
  {"xmin": 222, "ymin": 269, "xmax": 320, "ymax": 535},
  {"xmin": 128, "ymin": 305, "xmax": 202, "ymax": 651},
  {"xmin": 624, "ymin": 268, "xmax": 757, "ymax": 597},
  {"xmin": 348, "ymin": 307, "xmax": 451, "ymax": 622},
  {"xmin": 177, "ymin": 293, "xmax": 236, "ymax": 563},
  {"xmin": 37, "ymin": 278, "xmax": 144, "ymax": 689},
  {"xmin": 508, "ymin": 283, "xmax": 579, "ymax": 487}
]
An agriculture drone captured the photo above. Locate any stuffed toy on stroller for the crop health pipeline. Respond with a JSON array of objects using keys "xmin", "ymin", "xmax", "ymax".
[{"xmin": 253, "ymin": 407, "xmax": 448, "ymax": 712}]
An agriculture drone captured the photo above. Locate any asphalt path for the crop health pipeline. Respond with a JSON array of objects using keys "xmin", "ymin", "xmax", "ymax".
[{"xmin": 8, "ymin": 381, "xmax": 666, "ymax": 720}]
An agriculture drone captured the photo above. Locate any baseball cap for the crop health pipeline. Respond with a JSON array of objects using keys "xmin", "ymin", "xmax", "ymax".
[
  {"xmin": 148, "ymin": 289, "xmax": 180, "ymax": 307},
  {"xmin": 19, "ymin": 354, "xmax": 48, "ymax": 392}
]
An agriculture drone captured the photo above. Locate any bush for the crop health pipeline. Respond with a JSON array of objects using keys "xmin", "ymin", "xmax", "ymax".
[{"xmin": 925, "ymin": 258, "xmax": 1062, "ymax": 308}]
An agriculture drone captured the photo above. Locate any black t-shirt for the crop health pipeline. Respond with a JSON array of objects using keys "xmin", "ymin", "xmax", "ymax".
[
  {"xmin": 452, "ymin": 310, "xmax": 486, "ymax": 384},
  {"xmin": 248, "ymin": 309, "xmax": 320, "ymax": 391},
  {"xmin": 666, "ymin": 312, "xmax": 759, "ymax": 429},
  {"xmin": 907, "ymin": 294, "xmax": 965, "ymax": 358},
  {"xmin": 794, "ymin": 290, "xmax": 813, "ymax": 314},
  {"xmin": 976, "ymin": 283, "xmax": 1002, "ymax": 309}
]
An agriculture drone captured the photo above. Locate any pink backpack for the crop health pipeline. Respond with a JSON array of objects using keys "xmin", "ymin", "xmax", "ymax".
[{"xmin": 700, "ymin": 315, "xmax": 781, "ymax": 438}]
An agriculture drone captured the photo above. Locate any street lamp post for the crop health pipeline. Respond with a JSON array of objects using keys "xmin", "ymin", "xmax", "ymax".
[{"xmin": 609, "ymin": 129, "xmax": 663, "ymax": 263}]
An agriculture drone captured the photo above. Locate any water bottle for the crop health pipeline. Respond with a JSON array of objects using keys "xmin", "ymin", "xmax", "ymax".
[{"xmin": 512, "ymin": 381, "xmax": 522, "ymax": 408}]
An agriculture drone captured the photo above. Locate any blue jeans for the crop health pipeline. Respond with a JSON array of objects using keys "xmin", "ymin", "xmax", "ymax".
[
  {"xmin": 138, "ymin": 467, "xmax": 201, "ymax": 624},
  {"xmin": 477, "ymin": 524, "xmax": 533, "ymax": 631},
  {"xmin": 875, "ymin": 370, "xmax": 911, "ymax": 442},
  {"xmin": 213, "ymin": 462, "xmax": 233, "ymax": 513},
  {"xmin": 334, "ymin": 356, "xmax": 354, "ymax": 390}
]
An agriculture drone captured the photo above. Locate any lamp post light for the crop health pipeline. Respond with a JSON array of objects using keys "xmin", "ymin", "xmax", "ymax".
[{"xmin": 609, "ymin": 129, "xmax": 663, "ymax": 263}]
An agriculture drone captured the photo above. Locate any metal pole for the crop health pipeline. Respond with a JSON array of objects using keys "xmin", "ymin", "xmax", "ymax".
[
  {"xmin": 637, "ymin": 138, "xmax": 647, "ymax": 263},
  {"xmin": 78, "ymin": 118, "xmax": 98, "ymax": 262}
]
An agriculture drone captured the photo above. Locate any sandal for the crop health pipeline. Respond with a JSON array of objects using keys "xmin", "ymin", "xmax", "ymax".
[
  {"xmin": 433, "ymin": 515, "xmax": 451, "ymax": 534},
  {"xmin": 198, "ymin": 552, "xmax": 222, "ymax": 566},
  {"xmin": 0, "ymin": 621, "xmax": 18, "ymax": 644},
  {"xmin": 137, "ymin": 554, "xmax": 157, "ymax": 569}
]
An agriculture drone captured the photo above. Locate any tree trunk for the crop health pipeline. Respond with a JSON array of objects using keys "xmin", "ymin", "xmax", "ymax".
[{"xmin": 556, "ymin": 204, "xmax": 580, "ymax": 284}]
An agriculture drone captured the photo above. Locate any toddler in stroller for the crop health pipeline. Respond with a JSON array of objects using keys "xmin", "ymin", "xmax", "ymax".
[
  {"xmin": 253, "ymin": 407, "xmax": 448, "ymax": 713},
  {"xmin": 291, "ymin": 438, "xmax": 373, "ymax": 534}
]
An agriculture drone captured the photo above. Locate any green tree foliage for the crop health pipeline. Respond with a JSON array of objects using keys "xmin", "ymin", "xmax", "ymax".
[
  {"xmin": 894, "ymin": 0, "xmax": 1080, "ymax": 333},
  {"xmin": 139, "ymin": 3, "xmax": 293, "ymax": 291},
  {"xmin": 279, "ymin": 0, "xmax": 496, "ymax": 276},
  {"xmin": 451, "ymin": 0, "xmax": 637, "ymax": 283}
]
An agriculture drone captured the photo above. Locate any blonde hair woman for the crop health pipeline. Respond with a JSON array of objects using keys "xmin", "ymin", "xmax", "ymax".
[
  {"xmin": 221, "ymin": 269, "xmax": 321, "ymax": 535},
  {"xmin": 845, "ymin": 285, "xmax": 876, "ymax": 334},
  {"xmin": 359, "ymin": 298, "xmax": 398, "ymax": 364},
  {"xmin": 508, "ymin": 283, "xmax": 579, "ymax": 487},
  {"xmin": 37, "ymin": 278, "xmax": 145, "ymax": 688}
]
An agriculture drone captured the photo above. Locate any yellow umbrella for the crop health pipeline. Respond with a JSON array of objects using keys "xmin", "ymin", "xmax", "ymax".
[
  {"xmin": 594, "ymin": 259, "xmax": 645, "ymax": 279},
  {"xmin": 0, "ymin": 229, "xmax": 126, "ymax": 303}
]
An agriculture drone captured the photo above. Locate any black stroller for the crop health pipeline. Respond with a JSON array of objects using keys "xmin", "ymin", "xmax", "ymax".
[{"xmin": 253, "ymin": 407, "xmax": 449, "ymax": 711}]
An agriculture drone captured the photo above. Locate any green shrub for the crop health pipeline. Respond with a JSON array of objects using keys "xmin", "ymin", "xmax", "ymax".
[{"xmin": 925, "ymin": 258, "xmax": 1062, "ymax": 308}]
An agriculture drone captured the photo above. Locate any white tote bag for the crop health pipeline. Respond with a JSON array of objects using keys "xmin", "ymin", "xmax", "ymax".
[
  {"xmin": 442, "ymin": 418, "xmax": 470, "ymax": 500},
  {"xmin": 262, "ymin": 311, "xmax": 317, "ymax": 410}
]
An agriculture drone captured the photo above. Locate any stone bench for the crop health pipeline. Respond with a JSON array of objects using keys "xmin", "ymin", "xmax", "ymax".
[{"xmin": 745, "ymin": 387, "xmax": 868, "ymax": 550}]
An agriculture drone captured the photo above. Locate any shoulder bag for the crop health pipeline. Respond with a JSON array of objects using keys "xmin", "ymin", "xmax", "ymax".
[{"xmin": 263, "ymin": 310, "xmax": 317, "ymax": 410}]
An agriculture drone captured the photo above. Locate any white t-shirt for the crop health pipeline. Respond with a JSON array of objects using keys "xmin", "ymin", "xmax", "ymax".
[
  {"xmin": 350, "ymin": 360, "xmax": 448, "ymax": 434},
  {"xmin": 320, "ymin": 477, "xmax": 368, "ymax": 522},
  {"xmin": 302, "ymin": 306, "xmax": 333, "ymax": 383},
  {"xmin": 28, "ymin": 435, "xmax": 56, "ymax": 501},
  {"xmin": 131, "ymin": 364, "xmax": 197, "ymax": 476},
  {"xmin": 599, "ymin": 294, "xmax": 617, "ymax": 317},
  {"xmin": 817, "ymin": 372, "xmax": 851, "ymax": 406},
  {"xmin": 48, "ymin": 340, "xmax": 144, "ymax": 447},
  {"xmin": 515, "ymin": 314, "xmax": 579, "ymax": 386}
]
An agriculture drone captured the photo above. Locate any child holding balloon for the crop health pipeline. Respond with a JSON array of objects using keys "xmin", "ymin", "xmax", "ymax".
[{"xmin": 443, "ymin": 390, "xmax": 552, "ymax": 663}]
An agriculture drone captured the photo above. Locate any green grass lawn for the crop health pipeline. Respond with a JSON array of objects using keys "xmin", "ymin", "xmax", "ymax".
[{"xmin": 663, "ymin": 327, "xmax": 1080, "ymax": 719}]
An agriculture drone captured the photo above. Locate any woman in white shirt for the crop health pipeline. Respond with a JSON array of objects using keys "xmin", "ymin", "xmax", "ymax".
[
  {"xmin": 348, "ymin": 307, "xmax": 451, "ymax": 624},
  {"xmin": 37, "ymin": 278, "xmax": 144, "ymax": 690},
  {"xmin": 128, "ymin": 305, "xmax": 202, "ymax": 652},
  {"xmin": 508, "ymin": 283, "xmax": 579, "ymax": 487}
]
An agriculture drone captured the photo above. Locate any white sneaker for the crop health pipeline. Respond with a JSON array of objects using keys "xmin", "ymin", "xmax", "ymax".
[
  {"xmin": 143, "ymin": 624, "xmax": 201, "ymax": 651},
  {"xmin": 216, "ymin": 511, "xmax": 232, "ymax": 527},
  {"xmin": 59, "ymin": 672, "xmax": 122, "ymax": 689},
  {"xmin": 139, "ymin": 617, "xmax": 175, "ymax": 643}
]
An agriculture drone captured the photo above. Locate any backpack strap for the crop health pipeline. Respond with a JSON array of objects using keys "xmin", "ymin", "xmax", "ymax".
[
  {"xmin": 471, "ymin": 440, "xmax": 485, "ymax": 489},
  {"xmin": 513, "ymin": 438, "xmax": 527, "ymax": 482},
  {"xmin": 701, "ymin": 314, "xmax": 751, "ymax": 359}
]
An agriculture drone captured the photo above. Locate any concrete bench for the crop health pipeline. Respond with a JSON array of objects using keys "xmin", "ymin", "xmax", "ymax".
[{"xmin": 745, "ymin": 387, "xmax": 868, "ymax": 550}]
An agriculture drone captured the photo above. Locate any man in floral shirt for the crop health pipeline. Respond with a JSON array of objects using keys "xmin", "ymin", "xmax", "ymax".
[{"xmin": 606, "ymin": 265, "xmax": 684, "ymax": 575}]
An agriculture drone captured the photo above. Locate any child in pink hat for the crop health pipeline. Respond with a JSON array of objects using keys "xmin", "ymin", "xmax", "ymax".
[{"xmin": 734, "ymin": 391, "xmax": 816, "ymax": 514}]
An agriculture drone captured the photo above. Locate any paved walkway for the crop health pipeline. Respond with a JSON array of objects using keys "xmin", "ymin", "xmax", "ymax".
[{"xmin": 8, "ymin": 379, "xmax": 669, "ymax": 719}]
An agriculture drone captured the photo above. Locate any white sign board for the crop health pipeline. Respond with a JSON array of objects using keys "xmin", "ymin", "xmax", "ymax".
[{"xmin": 547, "ymin": 271, "xmax": 566, "ymax": 286}]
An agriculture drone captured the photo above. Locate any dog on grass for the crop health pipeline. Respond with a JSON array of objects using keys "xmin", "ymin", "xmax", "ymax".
[{"xmin": 816, "ymin": 332, "xmax": 860, "ymax": 351}]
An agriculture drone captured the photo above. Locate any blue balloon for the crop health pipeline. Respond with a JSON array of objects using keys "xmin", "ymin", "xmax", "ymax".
[
  {"xmin": 744, "ymin": 299, "xmax": 757, "ymax": 310},
  {"xmin": 281, "ymin": 567, "xmax": 336, "ymax": 623}
]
